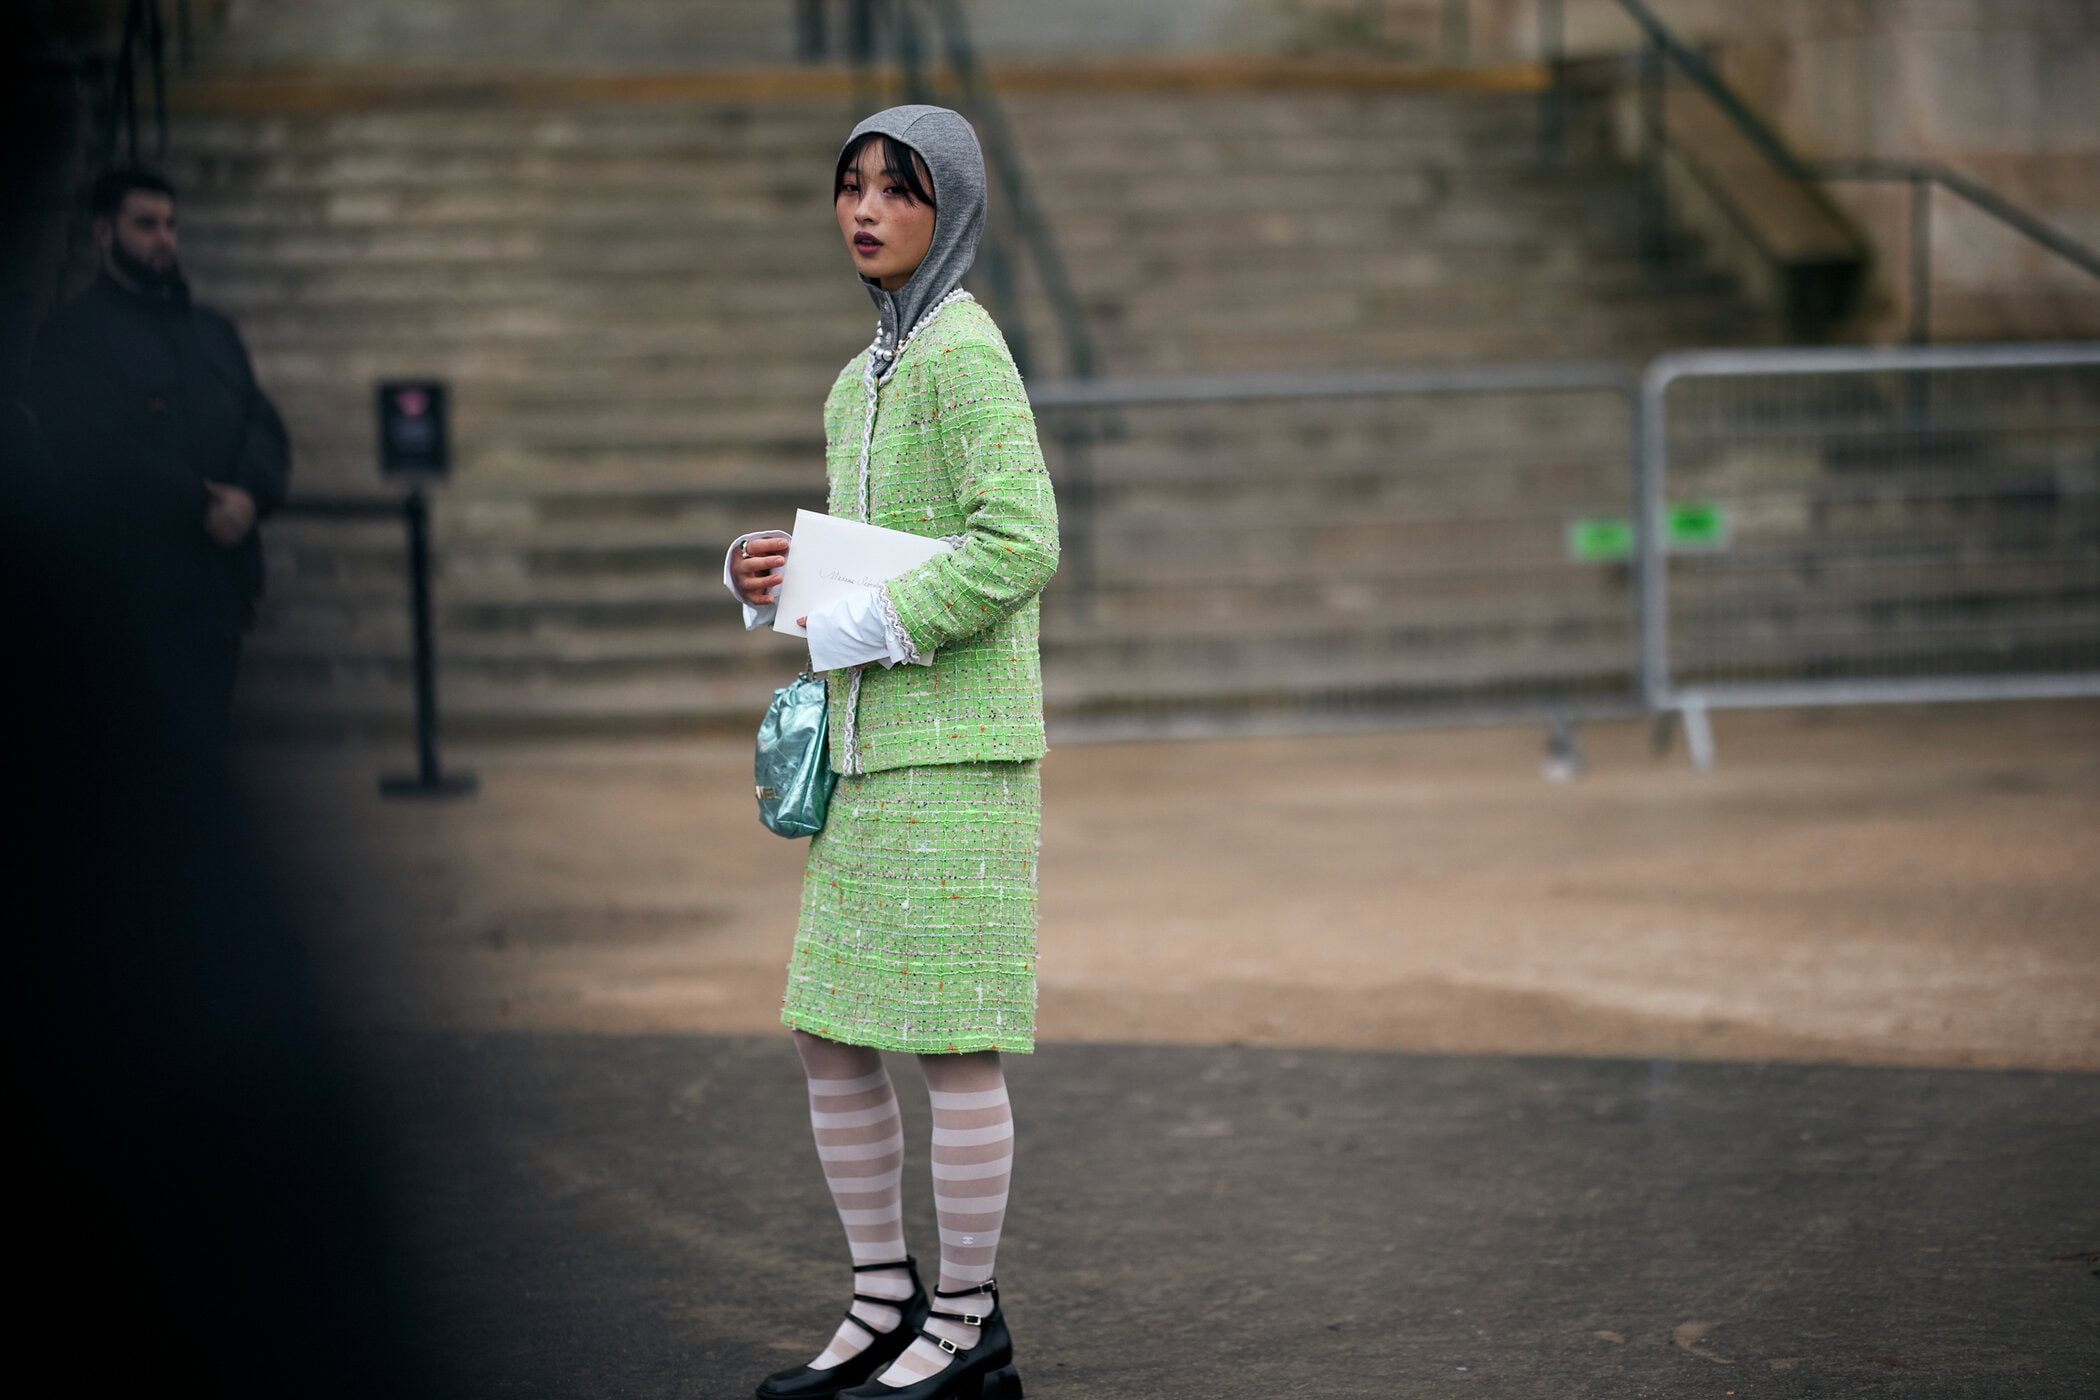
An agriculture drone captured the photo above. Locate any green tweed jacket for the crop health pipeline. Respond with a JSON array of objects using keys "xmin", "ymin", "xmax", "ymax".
[{"xmin": 823, "ymin": 299, "xmax": 1059, "ymax": 774}]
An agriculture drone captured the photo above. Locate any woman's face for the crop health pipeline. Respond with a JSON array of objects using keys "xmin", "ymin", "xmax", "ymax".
[{"xmin": 836, "ymin": 142, "xmax": 936, "ymax": 292}]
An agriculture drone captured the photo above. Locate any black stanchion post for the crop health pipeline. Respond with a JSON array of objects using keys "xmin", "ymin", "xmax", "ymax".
[
  {"xmin": 377, "ymin": 379, "xmax": 475, "ymax": 798},
  {"xmin": 380, "ymin": 489, "xmax": 475, "ymax": 798}
]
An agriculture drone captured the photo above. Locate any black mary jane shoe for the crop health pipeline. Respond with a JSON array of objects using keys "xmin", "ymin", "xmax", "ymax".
[
  {"xmin": 755, "ymin": 1257, "xmax": 932, "ymax": 1400},
  {"xmin": 836, "ymin": 1279, "xmax": 1024, "ymax": 1400}
]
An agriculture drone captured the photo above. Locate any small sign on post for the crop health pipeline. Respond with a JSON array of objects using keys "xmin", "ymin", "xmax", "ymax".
[{"xmin": 377, "ymin": 380, "xmax": 450, "ymax": 479}]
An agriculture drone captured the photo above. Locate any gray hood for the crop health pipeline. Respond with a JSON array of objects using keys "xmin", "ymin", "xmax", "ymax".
[{"xmin": 841, "ymin": 104, "xmax": 985, "ymax": 367}]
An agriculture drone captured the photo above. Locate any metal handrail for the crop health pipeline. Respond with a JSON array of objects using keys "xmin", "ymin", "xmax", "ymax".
[
  {"xmin": 104, "ymin": 0, "xmax": 169, "ymax": 169},
  {"xmin": 923, "ymin": 0, "xmax": 1098, "ymax": 381},
  {"xmin": 825, "ymin": 0, "xmax": 1099, "ymax": 383},
  {"xmin": 1030, "ymin": 358, "xmax": 1643, "ymax": 650},
  {"xmin": 1030, "ymin": 362, "xmax": 1635, "ymax": 409},
  {"xmin": 1812, "ymin": 157, "xmax": 2100, "ymax": 346},
  {"xmin": 100, "ymin": 0, "xmax": 198, "ymax": 171},
  {"xmin": 1815, "ymin": 159, "xmax": 2100, "ymax": 281},
  {"xmin": 1596, "ymin": 0, "xmax": 1810, "ymax": 180},
  {"xmin": 1541, "ymin": 0, "xmax": 2100, "ymax": 342}
]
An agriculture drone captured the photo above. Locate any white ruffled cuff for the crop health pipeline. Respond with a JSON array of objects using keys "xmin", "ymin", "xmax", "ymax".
[
  {"xmin": 805, "ymin": 586, "xmax": 935, "ymax": 672},
  {"xmin": 805, "ymin": 589, "xmax": 890, "ymax": 672}
]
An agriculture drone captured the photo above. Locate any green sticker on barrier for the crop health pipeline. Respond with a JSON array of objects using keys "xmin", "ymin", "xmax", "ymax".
[
  {"xmin": 1566, "ymin": 504, "xmax": 1729, "ymax": 561},
  {"xmin": 1568, "ymin": 518, "xmax": 1636, "ymax": 561},
  {"xmin": 1665, "ymin": 502, "xmax": 1728, "ymax": 550}
]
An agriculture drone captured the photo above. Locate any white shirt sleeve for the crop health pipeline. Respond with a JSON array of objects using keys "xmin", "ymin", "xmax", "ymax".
[
  {"xmin": 806, "ymin": 586, "xmax": 936, "ymax": 673},
  {"xmin": 723, "ymin": 530, "xmax": 790, "ymax": 631}
]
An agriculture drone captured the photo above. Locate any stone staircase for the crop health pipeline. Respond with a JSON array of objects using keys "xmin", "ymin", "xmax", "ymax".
[{"xmin": 162, "ymin": 76, "xmax": 1781, "ymax": 739}]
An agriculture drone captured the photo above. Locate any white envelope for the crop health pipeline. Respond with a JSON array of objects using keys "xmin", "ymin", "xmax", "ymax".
[{"xmin": 772, "ymin": 508, "xmax": 951, "ymax": 638}]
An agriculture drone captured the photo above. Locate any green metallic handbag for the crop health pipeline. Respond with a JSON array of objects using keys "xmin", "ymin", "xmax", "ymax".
[{"xmin": 755, "ymin": 670, "xmax": 838, "ymax": 838}]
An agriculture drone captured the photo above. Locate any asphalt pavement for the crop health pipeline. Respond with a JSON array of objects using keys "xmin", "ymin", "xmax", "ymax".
[{"xmin": 368, "ymin": 1032, "xmax": 2100, "ymax": 1399}]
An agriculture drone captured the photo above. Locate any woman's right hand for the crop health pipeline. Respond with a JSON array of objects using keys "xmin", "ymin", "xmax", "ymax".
[{"xmin": 732, "ymin": 534, "xmax": 790, "ymax": 606}]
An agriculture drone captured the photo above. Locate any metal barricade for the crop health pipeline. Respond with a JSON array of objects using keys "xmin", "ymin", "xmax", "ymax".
[
  {"xmin": 1639, "ymin": 343, "xmax": 2100, "ymax": 767},
  {"xmin": 1029, "ymin": 365, "xmax": 1644, "ymax": 743}
]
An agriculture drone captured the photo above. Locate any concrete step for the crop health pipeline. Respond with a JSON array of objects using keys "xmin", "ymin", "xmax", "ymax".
[
  {"xmin": 166, "ymin": 135, "xmax": 1590, "ymax": 200},
  {"xmin": 177, "ymin": 248, "xmax": 1728, "ymax": 326},
  {"xmin": 171, "ymin": 218, "xmax": 1660, "ymax": 292},
  {"xmin": 170, "ymin": 90, "xmax": 1553, "ymax": 153},
  {"xmin": 171, "ymin": 104, "xmax": 857, "ymax": 156},
  {"xmin": 180, "ymin": 237, "xmax": 1728, "ymax": 314},
  {"xmin": 250, "ymin": 541, "xmax": 2085, "ymax": 648},
  {"xmin": 184, "ymin": 0, "xmax": 804, "ymax": 70},
  {"xmin": 165, "ymin": 157, "xmax": 1636, "ymax": 218},
  {"xmin": 235, "ymin": 573, "xmax": 2087, "ymax": 734}
]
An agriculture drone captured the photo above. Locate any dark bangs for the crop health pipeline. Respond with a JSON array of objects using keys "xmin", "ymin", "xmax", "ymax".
[{"xmin": 835, "ymin": 132, "xmax": 937, "ymax": 207}]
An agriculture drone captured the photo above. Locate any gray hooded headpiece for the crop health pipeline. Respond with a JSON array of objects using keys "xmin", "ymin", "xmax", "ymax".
[{"xmin": 840, "ymin": 104, "xmax": 985, "ymax": 363}]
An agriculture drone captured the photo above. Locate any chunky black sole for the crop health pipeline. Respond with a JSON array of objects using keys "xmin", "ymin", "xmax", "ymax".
[{"xmin": 839, "ymin": 1354, "xmax": 1019, "ymax": 1400}]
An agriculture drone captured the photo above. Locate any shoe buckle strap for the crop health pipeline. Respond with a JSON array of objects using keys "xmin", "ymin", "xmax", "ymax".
[{"xmin": 938, "ymin": 1336, "xmax": 959, "ymax": 1355}]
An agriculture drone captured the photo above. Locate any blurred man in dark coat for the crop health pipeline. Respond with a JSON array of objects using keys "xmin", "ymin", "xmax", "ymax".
[{"xmin": 30, "ymin": 167, "xmax": 289, "ymax": 750}]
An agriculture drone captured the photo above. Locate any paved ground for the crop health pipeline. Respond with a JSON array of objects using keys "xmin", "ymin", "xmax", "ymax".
[
  {"xmin": 261, "ymin": 700, "xmax": 2100, "ymax": 1070},
  {"xmin": 239, "ymin": 700, "xmax": 2100, "ymax": 1397},
  {"xmin": 375, "ymin": 1033, "xmax": 2099, "ymax": 1399}
]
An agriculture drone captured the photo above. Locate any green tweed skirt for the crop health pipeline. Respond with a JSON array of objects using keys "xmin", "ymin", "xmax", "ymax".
[{"xmin": 783, "ymin": 760, "xmax": 1040, "ymax": 1054}]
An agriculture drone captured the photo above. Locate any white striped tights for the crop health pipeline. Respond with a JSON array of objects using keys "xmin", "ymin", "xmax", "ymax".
[{"xmin": 791, "ymin": 1029, "xmax": 1014, "ymax": 1387}]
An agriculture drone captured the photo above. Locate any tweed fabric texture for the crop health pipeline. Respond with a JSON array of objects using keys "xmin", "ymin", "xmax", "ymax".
[
  {"xmin": 822, "ymin": 298, "xmax": 1059, "ymax": 776},
  {"xmin": 784, "ymin": 760, "xmax": 1041, "ymax": 1053}
]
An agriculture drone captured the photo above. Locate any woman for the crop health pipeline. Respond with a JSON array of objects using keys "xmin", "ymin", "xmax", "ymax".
[{"xmin": 725, "ymin": 104, "xmax": 1057, "ymax": 1400}]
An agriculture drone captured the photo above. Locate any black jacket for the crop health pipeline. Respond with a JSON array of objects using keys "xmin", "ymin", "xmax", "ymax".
[{"xmin": 29, "ymin": 272, "xmax": 290, "ymax": 624}]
